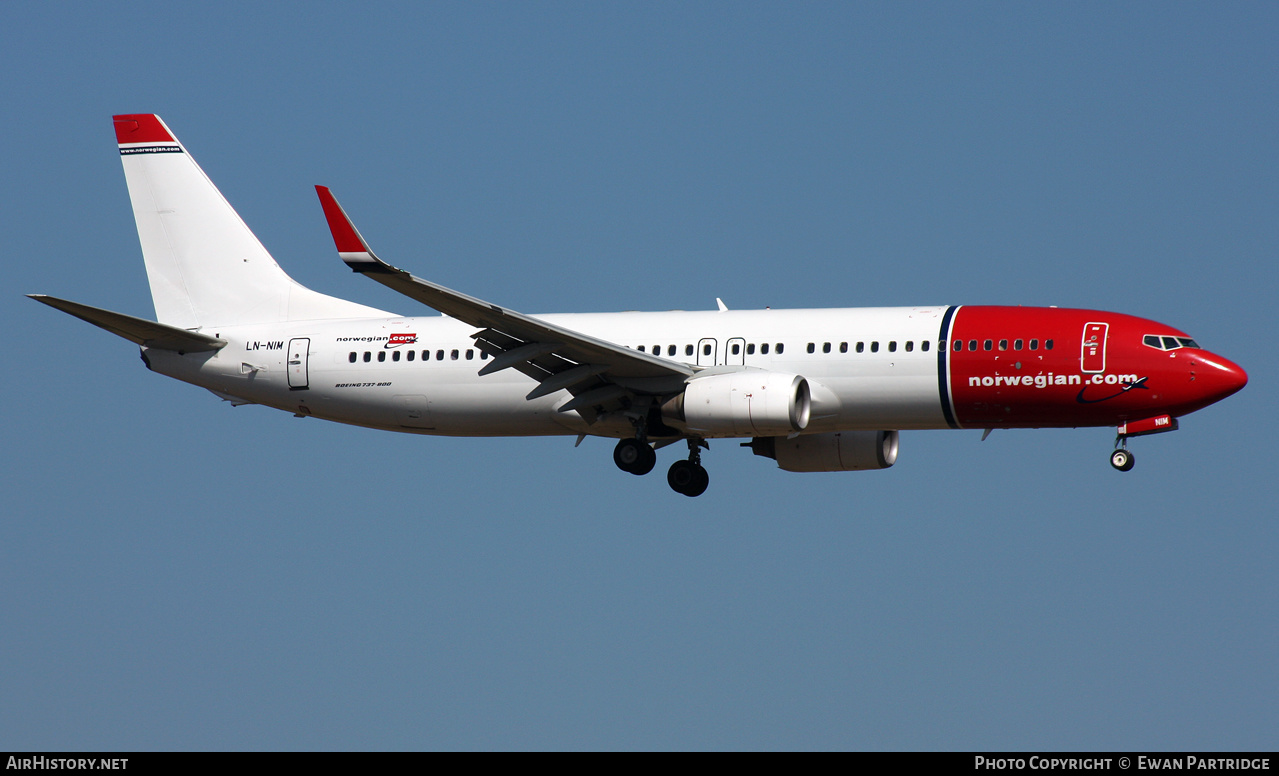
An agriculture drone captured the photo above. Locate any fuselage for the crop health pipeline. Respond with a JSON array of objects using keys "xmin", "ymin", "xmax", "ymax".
[
  {"xmin": 31, "ymin": 114, "xmax": 1251, "ymax": 497},
  {"xmin": 145, "ymin": 304, "xmax": 1247, "ymax": 440}
]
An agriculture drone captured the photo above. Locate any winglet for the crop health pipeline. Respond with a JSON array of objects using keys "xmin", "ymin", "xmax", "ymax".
[{"xmin": 315, "ymin": 185, "xmax": 392, "ymax": 273}]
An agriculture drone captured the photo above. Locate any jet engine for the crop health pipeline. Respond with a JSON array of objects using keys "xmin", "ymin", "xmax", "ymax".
[
  {"xmin": 745, "ymin": 430, "xmax": 899, "ymax": 472},
  {"xmin": 662, "ymin": 372, "xmax": 811, "ymax": 437}
]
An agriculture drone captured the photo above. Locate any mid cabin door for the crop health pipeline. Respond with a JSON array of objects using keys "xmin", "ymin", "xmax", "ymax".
[{"xmin": 287, "ymin": 338, "xmax": 311, "ymax": 390}]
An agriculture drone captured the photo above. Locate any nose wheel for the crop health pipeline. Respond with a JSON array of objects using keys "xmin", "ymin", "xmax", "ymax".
[{"xmin": 1110, "ymin": 447, "xmax": 1135, "ymax": 472}]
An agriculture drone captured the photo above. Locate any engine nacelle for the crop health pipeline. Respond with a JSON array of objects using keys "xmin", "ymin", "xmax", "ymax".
[
  {"xmin": 663, "ymin": 372, "xmax": 811, "ymax": 437},
  {"xmin": 746, "ymin": 430, "xmax": 899, "ymax": 472}
]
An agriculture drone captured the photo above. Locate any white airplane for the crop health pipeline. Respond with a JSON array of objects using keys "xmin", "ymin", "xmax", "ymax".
[{"xmin": 30, "ymin": 115, "xmax": 1247, "ymax": 496}]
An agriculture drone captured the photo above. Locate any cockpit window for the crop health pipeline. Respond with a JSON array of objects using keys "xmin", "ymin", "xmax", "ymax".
[{"xmin": 1143, "ymin": 334, "xmax": 1201, "ymax": 351}]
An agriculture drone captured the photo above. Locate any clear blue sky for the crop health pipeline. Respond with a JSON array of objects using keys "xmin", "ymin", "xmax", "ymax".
[{"xmin": 3, "ymin": 2, "xmax": 1275, "ymax": 750}]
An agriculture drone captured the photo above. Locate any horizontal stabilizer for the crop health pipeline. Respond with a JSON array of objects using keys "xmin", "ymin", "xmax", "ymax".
[{"xmin": 28, "ymin": 295, "xmax": 226, "ymax": 352}]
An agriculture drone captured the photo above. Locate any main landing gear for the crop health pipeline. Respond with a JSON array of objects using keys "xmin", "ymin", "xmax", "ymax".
[
  {"xmin": 613, "ymin": 437, "xmax": 656, "ymax": 475},
  {"xmin": 667, "ymin": 439, "xmax": 710, "ymax": 498},
  {"xmin": 611, "ymin": 436, "xmax": 710, "ymax": 497}
]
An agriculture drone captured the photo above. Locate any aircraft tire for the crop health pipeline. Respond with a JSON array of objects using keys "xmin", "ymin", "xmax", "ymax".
[
  {"xmin": 1110, "ymin": 449, "xmax": 1135, "ymax": 472},
  {"xmin": 615, "ymin": 438, "xmax": 656, "ymax": 475},
  {"xmin": 668, "ymin": 460, "xmax": 709, "ymax": 497}
]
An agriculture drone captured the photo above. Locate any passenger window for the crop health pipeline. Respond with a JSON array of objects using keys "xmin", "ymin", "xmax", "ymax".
[
  {"xmin": 1014, "ymin": 339, "xmax": 1023, "ymax": 351},
  {"xmin": 998, "ymin": 339, "xmax": 1008, "ymax": 351},
  {"xmin": 807, "ymin": 343, "xmax": 815, "ymax": 354},
  {"xmin": 637, "ymin": 345, "xmax": 645, "ymax": 353},
  {"xmin": 653, "ymin": 345, "xmax": 660, "ymax": 354},
  {"xmin": 952, "ymin": 340, "xmax": 961, "ymax": 352},
  {"xmin": 703, "ymin": 344, "xmax": 712, "ymax": 356},
  {"xmin": 422, "ymin": 350, "xmax": 430, "ymax": 360},
  {"xmin": 480, "ymin": 351, "xmax": 488, "ymax": 360},
  {"xmin": 731, "ymin": 343, "xmax": 740, "ymax": 355},
  {"xmin": 363, "ymin": 351, "xmax": 371, "ymax": 362},
  {"xmin": 466, "ymin": 350, "xmax": 474, "ymax": 360},
  {"xmin": 685, "ymin": 344, "xmax": 694, "ymax": 356},
  {"xmin": 856, "ymin": 342, "xmax": 864, "ymax": 353},
  {"xmin": 1045, "ymin": 339, "xmax": 1054, "ymax": 350},
  {"xmin": 839, "ymin": 342, "xmax": 848, "ymax": 353},
  {"xmin": 392, "ymin": 350, "xmax": 401, "ymax": 362},
  {"xmin": 921, "ymin": 340, "xmax": 930, "ymax": 352},
  {"xmin": 668, "ymin": 345, "xmax": 676, "ymax": 356},
  {"xmin": 378, "ymin": 351, "xmax": 386, "ymax": 362},
  {"xmin": 1029, "ymin": 340, "xmax": 1038, "ymax": 351},
  {"xmin": 451, "ymin": 349, "xmax": 459, "ymax": 360},
  {"xmin": 747, "ymin": 343, "xmax": 756, "ymax": 355},
  {"xmin": 436, "ymin": 350, "xmax": 445, "ymax": 360},
  {"xmin": 870, "ymin": 341, "xmax": 879, "ymax": 353},
  {"xmin": 983, "ymin": 340, "xmax": 993, "ymax": 351},
  {"xmin": 822, "ymin": 342, "xmax": 831, "ymax": 353},
  {"xmin": 888, "ymin": 341, "xmax": 897, "ymax": 353},
  {"xmin": 761, "ymin": 343, "xmax": 770, "ymax": 355},
  {"xmin": 407, "ymin": 350, "xmax": 415, "ymax": 362},
  {"xmin": 348, "ymin": 352, "xmax": 357, "ymax": 363},
  {"xmin": 776, "ymin": 343, "xmax": 784, "ymax": 354},
  {"xmin": 969, "ymin": 340, "xmax": 978, "ymax": 351},
  {"xmin": 905, "ymin": 341, "xmax": 914, "ymax": 352}
]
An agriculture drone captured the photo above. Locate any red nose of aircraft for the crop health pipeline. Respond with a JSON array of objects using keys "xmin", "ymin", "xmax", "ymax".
[{"xmin": 1193, "ymin": 351, "xmax": 1248, "ymax": 406}]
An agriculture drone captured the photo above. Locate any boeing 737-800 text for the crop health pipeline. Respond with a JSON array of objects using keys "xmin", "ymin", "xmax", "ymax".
[{"xmin": 29, "ymin": 115, "xmax": 1248, "ymax": 496}]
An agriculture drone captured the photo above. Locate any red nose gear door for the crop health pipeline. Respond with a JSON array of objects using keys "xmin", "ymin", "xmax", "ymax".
[{"xmin": 1080, "ymin": 322, "xmax": 1108, "ymax": 374}]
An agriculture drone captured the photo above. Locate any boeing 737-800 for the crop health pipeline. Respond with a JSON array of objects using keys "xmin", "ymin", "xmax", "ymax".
[{"xmin": 29, "ymin": 114, "xmax": 1248, "ymax": 496}]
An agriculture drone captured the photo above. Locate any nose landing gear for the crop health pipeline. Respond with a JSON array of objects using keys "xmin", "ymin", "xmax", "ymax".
[
  {"xmin": 1110, "ymin": 445, "xmax": 1135, "ymax": 472},
  {"xmin": 1109, "ymin": 414, "xmax": 1179, "ymax": 472}
]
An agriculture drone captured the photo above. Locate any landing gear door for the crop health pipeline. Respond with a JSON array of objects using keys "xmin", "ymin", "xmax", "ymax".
[
  {"xmin": 288, "ymin": 337, "xmax": 311, "ymax": 390},
  {"xmin": 1080, "ymin": 323, "xmax": 1108, "ymax": 374}
]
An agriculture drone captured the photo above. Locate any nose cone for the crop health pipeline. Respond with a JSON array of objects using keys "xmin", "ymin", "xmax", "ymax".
[{"xmin": 1196, "ymin": 351, "xmax": 1248, "ymax": 404}]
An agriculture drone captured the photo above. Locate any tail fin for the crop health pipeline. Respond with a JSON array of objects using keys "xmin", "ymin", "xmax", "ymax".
[{"xmin": 114, "ymin": 114, "xmax": 390, "ymax": 328}]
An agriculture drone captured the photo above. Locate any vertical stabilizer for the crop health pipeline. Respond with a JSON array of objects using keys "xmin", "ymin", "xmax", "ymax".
[{"xmin": 114, "ymin": 114, "xmax": 389, "ymax": 328}]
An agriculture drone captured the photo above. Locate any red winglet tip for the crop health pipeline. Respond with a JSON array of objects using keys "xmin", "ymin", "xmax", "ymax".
[
  {"xmin": 315, "ymin": 186, "xmax": 368, "ymax": 253},
  {"xmin": 113, "ymin": 114, "xmax": 175, "ymax": 145}
]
